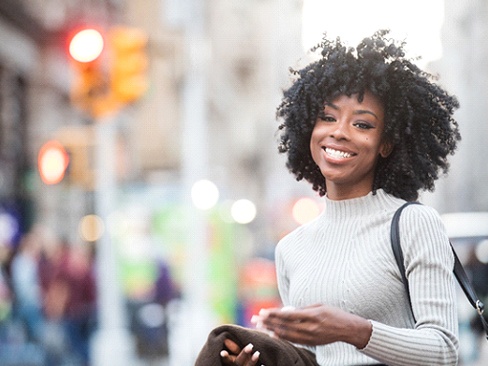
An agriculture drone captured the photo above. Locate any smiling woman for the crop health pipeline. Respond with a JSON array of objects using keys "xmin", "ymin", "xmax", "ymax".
[{"xmin": 195, "ymin": 30, "xmax": 461, "ymax": 366}]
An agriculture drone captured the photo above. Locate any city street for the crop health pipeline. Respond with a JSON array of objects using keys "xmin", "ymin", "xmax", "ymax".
[{"xmin": 2, "ymin": 0, "xmax": 488, "ymax": 365}]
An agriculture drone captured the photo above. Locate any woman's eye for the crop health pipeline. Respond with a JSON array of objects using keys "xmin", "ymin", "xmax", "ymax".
[
  {"xmin": 317, "ymin": 113, "xmax": 335, "ymax": 122},
  {"xmin": 354, "ymin": 122, "xmax": 374, "ymax": 130}
]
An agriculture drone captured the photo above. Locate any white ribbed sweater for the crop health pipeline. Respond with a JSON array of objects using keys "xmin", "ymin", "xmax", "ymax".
[{"xmin": 275, "ymin": 190, "xmax": 459, "ymax": 366}]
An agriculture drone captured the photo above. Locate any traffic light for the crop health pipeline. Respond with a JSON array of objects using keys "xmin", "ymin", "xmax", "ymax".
[
  {"xmin": 38, "ymin": 140, "xmax": 70, "ymax": 185},
  {"xmin": 109, "ymin": 26, "xmax": 149, "ymax": 103},
  {"xmin": 68, "ymin": 28, "xmax": 119, "ymax": 118},
  {"xmin": 69, "ymin": 28, "xmax": 104, "ymax": 63},
  {"xmin": 55, "ymin": 126, "xmax": 95, "ymax": 190},
  {"xmin": 67, "ymin": 26, "xmax": 149, "ymax": 117}
]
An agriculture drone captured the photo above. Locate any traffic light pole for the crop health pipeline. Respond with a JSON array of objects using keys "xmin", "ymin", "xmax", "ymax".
[
  {"xmin": 90, "ymin": 115, "xmax": 136, "ymax": 366},
  {"xmin": 68, "ymin": 25, "xmax": 144, "ymax": 366},
  {"xmin": 173, "ymin": 0, "xmax": 216, "ymax": 364}
]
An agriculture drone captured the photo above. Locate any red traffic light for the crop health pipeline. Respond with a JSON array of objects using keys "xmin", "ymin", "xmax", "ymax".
[
  {"xmin": 69, "ymin": 29, "xmax": 104, "ymax": 63},
  {"xmin": 38, "ymin": 140, "xmax": 70, "ymax": 185}
]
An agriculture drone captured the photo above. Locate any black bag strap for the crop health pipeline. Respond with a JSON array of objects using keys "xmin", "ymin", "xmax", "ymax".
[{"xmin": 391, "ymin": 201, "xmax": 488, "ymax": 340}]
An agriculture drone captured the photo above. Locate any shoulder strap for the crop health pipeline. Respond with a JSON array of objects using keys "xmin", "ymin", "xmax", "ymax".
[
  {"xmin": 391, "ymin": 202, "xmax": 420, "ymax": 320},
  {"xmin": 391, "ymin": 202, "xmax": 488, "ymax": 340}
]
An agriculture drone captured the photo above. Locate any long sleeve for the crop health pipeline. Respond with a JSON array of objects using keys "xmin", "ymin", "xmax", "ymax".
[
  {"xmin": 274, "ymin": 190, "xmax": 459, "ymax": 366},
  {"xmin": 360, "ymin": 204, "xmax": 458, "ymax": 365}
]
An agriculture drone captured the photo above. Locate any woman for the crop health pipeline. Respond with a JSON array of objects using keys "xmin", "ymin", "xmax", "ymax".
[{"xmin": 196, "ymin": 29, "xmax": 461, "ymax": 366}]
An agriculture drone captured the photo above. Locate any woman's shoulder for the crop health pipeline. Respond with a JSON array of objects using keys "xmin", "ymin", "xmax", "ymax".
[
  {"xmin": 397, "ymin": 201, "xmax": 451, "ymax": 251},
  {"xmin": 399, "ymin": 201, "xmax": 444, "ymax": 224}
]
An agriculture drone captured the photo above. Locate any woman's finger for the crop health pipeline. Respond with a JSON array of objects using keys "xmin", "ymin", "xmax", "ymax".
[
  {"xmin": 220, "ymin": 349, "xmax": 235, "ymax": 365},
  {"xmin": 234, "ymin": 343, "xmax": 261, "ymax": 366},
  {"xmin": 223, "ymin": 338, "xmax": 242, "ymax": 354}
]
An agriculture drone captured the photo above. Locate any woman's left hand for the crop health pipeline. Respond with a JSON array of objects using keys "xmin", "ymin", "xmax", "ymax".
[
  {"xmin": 254, "ymin": 304, "xmax": 371, "ymax": 349},
  {"xmin": 220, "ymin": 338, "xmax": 262, "ymax": 366}
]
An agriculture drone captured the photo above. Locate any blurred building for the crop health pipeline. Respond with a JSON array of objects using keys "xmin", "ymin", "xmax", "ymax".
[
  {"xmin": 426, "ymin": 0, "xmax": 488, "ymax": 213},
  {"xmin": 0, "ymin": 0, "xmax": 305, "ymax": 247},
  {"xmin": 0, "ymin": 0, "xmax": 44, "ymax": 240},
  {"xmin": 3, "ymin": 0, "xmax": 487, "ymax": 249},
  {"xmin": 0, "ymin": 1, "xmax": 304, "ymax": 364},
  {"xmin": 0, "ymin": 0, "xmax": 117, "ymax": 242},
  {"xmin": 2, "ymin": 0, "xmax": 487, "ymax": 364},
  {"xmin": 126, "ymin": 0, "xmax": 304, "ymax": 223}
]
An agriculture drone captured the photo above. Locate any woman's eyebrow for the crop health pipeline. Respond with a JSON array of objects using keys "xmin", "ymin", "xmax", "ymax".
[
  {"xmin": 324, "ymin": 102, "xmax": 379, "ymax": 120},
  {"xmin": 324, "ymin": 102, "xmax": 338, "ymax": 110},
  {"xmin": 354, "ymin": 109, "xmax": 379, "ymax": 120}
]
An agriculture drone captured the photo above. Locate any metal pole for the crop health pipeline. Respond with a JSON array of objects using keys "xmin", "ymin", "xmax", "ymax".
[
  {"xmin": 172, "ymin": 0, "xmax": 216, "ymax": 364},
  {"xmin": 90, "ymin": 115, "xmax": 135, "ymax": 366}
]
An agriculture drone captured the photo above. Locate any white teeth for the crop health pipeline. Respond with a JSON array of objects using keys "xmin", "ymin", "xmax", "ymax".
[{"xmin": 325, "ymin": 147, "xmax": 353, "ymax": 158}]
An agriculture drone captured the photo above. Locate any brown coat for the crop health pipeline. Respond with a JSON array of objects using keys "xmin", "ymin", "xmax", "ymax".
[{"xmin": 195, "ymin": 324, "xmax": 318, "ymax": 366}]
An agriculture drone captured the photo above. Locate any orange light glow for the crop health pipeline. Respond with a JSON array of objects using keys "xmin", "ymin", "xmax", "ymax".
[
  {"xmin": 38, "ymin": 140, "xmax": 69, "ymax": 185},
  {"xmin": 292, "ymin": 197, "xmax": 321, "ymax": 225}
]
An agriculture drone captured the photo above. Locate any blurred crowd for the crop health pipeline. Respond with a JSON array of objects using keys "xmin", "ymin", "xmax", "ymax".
[
  {"xmin": 0, "ymin": 225, "xmax": 96, "ymax": 366},
  {"xmin": 0, "ymin": 223, "xmax": 180, "ymax": 366}
]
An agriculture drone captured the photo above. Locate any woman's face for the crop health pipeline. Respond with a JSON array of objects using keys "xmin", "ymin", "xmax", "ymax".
[{"xmin": 310, "ymin": 92, "xmax": 390, "ymax": 200}]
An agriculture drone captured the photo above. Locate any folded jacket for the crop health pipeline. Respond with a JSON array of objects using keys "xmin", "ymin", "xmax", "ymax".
[{"xmin": 194, "ymin": 324, "xmax": 319, "ymax": 366}]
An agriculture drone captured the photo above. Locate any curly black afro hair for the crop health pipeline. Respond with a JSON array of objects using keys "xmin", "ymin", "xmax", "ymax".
[{"xmin": 276, "ymin": 29, "xmax": 461, "ymax": 201}]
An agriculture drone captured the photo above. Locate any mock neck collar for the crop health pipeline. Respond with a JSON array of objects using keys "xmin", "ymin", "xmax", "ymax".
[{"xmin": 321, "ymin": 189, "xmax": 404, "ymax": 220}]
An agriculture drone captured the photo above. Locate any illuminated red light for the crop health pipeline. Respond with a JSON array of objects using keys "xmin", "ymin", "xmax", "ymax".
[
  {"xmin": 69, "ymin": 29, "xmax": 104, "ymax": 63},
  {"xmin": 38, "ymin": 140, "xmax": 70, "ymax": 185}
]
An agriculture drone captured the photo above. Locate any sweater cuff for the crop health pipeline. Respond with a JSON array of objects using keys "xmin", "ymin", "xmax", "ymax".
[{"xmin": 359, "ymin": 320, "xmax": 404, "ymax": 363}]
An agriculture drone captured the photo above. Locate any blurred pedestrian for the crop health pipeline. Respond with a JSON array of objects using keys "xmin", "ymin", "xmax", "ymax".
[
  {"xmin": 10, "ymin": 232, "xmax": 45, "ymax": 343},
  {"xmin": 154, "ymin": 258, "xmax": 178, "ymax": 307},
  {"xmin": 57, "ymin": 244, "xmax": 97, "ymax": 366},
  {"xmin": 196, "ymin": 29, "xmax": 461, "ymax": 366},
  {"xmin": 40, "ymin": 241, "xmax": 70, "ymax": 317},
  {"xmin": 39, "ymin": 237, "xmax": 71, "ymax": 365},
  {"xmin": 132, "ymin": 258, "xmax": 178, "ymax": 362},
  {"xmin": 0, "ymin": 239, "xmax": 13, "ymax": 341}
]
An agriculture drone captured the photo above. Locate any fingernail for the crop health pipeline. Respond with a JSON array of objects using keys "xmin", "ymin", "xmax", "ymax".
[
  {"xmin": 281, "ymin": 305, "xmax": 295, "ymax": 311},
  {"xmin": 250, "ymin": 315, "xmax": 259, "ymax": 323},
  {"xmin": 244, "ymin": 343, "xmax": 254, "ymax": 352},
  {"xmin": 220, "ymin": 350, "xmax": 228, "ymax": 357},
  {"xmin": 259, "ymin": 308, "xmax": 270, "ymax": 317},
  {"xmin": 252, "ymin": 351, "xmax": 260, "ymax": 361}
]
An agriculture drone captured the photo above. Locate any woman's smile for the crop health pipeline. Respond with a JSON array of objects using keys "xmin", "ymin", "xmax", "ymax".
[{"xmin": 323, "ymin": 146, "xmax": 357, "ymax": 160}]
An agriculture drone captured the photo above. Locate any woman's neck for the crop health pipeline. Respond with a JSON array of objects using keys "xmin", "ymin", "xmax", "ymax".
[{"xmin": 325, "ymin": 184, "xmax": 374, "ymax": 201}]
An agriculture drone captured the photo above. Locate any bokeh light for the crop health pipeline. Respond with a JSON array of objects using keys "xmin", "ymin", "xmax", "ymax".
[
  {"xmin": 69, "ymin": 29, "xmax": 104, "ymax": 63},
  {"xmin": 38, "ymin": 140, "xmax": 70, "ymax": 185},
  {"xmin": 0, "ymin": 212, "xmax": 18, "ymax": 244},
  {"xmin": 231, "ymin": 199, "xmax": 257, "ymax": 224},
  {"xmin": 292, "ymin": 197, "xmax": 321, "ymax": 225},
  {"xmin": 191, "ymin": 179, "xmax": 219, "ymax": 210},
  {"xmin": 476, "ymin": 239, "xmax": 488, "ymax": 264},
  {"xmin": 79, "ymin": 214, "xmax": 105, "ymax": 242}
]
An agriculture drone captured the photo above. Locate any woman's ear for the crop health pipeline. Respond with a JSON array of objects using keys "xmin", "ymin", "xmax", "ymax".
[{"xmin": 379, "ymin": 141, "xmax": 393, "ymax": 158}]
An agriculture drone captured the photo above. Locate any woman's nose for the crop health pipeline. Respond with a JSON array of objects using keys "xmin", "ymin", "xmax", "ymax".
[{"xmin": 330, "ymin": 120, "xmax": 349, "ymax": 140}]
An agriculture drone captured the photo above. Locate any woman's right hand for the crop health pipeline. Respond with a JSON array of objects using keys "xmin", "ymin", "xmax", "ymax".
[
  {"xmin": 255, "ymin": 304, "xmax": 372, "ymax": 349},
  {"xmin": 220, "ymin": 338, "xmax": 263, "ymax": 366}
]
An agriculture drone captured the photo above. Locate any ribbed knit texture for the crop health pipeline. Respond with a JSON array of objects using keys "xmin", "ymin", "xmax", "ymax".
[{"xmin": 275, "ymin": 189, "xmax": 459, "ymax": 366}]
